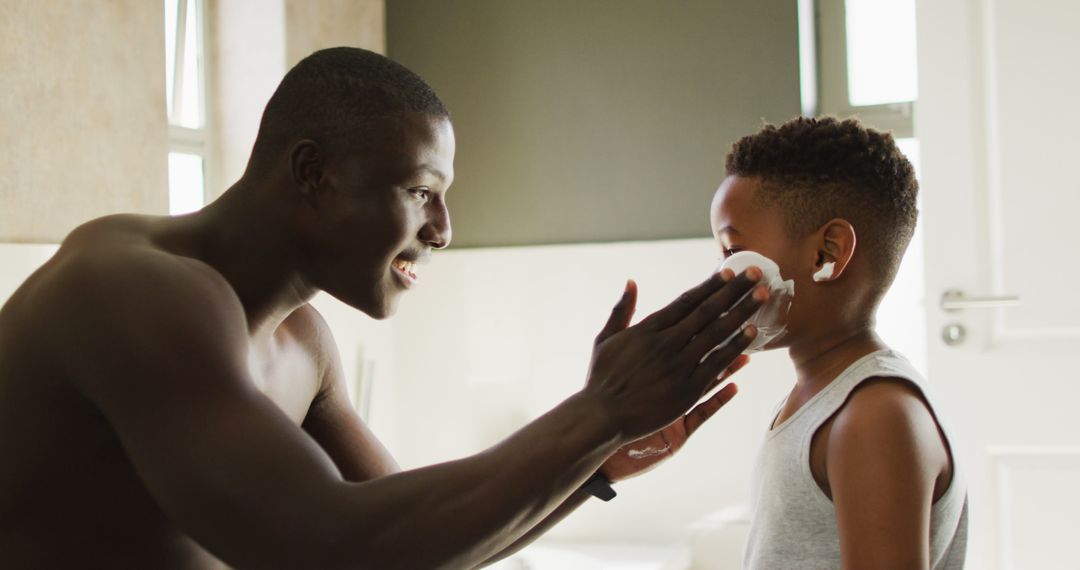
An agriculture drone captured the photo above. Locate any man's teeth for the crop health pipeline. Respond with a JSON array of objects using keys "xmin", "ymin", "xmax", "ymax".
[{"xmin": 393, "ymin": 259, "xmax": 417, "ymax": 277}]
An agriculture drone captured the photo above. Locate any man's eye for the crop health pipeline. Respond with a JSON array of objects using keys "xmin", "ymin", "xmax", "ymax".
[{"xmin": 408, "ymin": 187, "xmax": 431, "ymax": 201}]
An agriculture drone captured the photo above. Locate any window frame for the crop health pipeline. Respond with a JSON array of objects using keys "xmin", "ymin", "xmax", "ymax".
[
  {"xmin": 811, "ymin": 0, "xmax": 914, "ymax": 138},
  {"xmin": 165, "ymin": 0, "xmax": 214, "ymax": 214}
]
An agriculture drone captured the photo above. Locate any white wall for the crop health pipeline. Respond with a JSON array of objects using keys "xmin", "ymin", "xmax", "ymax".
[{"xmin": 0, "ymin": 244, "xmax": 59, "ymax": 301}]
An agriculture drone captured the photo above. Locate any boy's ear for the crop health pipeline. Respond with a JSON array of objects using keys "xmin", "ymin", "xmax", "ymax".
[{"xmin": 812, "ymin": 218, "xmax": 857, "ymax": 282}]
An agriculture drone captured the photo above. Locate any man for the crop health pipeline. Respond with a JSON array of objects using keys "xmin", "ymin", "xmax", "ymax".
[{"xmin": 0, "ymin": 48, "xmax": 766, "ymax": 568}]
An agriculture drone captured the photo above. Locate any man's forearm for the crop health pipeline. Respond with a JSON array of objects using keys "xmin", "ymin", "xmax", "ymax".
[
  {"xmin": 323, "ymin": 391, "xmax": 622, "ymax": 569},
  {"xmin": 479, "ymin": 488, "xmax": 593, "ymax": 567}
]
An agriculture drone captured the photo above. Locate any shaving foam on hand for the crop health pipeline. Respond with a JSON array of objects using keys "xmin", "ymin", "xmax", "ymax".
[{"xmin": 715, "ymin": 251, "xmax": 795, "ymax": 354}]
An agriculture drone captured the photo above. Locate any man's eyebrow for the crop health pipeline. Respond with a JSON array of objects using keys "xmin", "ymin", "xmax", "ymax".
[{"xmin": 419, "ymin": 164, "xmax": 447, "ymax": 181}]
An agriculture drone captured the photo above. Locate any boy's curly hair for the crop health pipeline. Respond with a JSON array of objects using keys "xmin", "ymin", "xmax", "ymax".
[{"xmin": 725, "ymin": 116, "xmax": 919, "ymax": 296}]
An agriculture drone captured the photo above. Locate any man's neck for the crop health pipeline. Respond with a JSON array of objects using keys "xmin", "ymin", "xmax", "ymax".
[
  {"xmin": 180, "ymin": 179, "xmax": 317, "ymax": 336},
  {"xmin": 786, "ymin": 322, "xmax": 888, "ymax": 391}
]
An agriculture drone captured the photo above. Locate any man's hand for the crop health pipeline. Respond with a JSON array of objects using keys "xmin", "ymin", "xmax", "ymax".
[
  {"xmin": 581, "ymin": 270, "xmax": 766, "ymax": 442},
  {"xmin": 598, "ymin": 356, "xmax": 749, "ymax": 482}
]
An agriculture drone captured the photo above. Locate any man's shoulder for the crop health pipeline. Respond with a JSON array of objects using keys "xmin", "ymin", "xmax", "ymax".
[
  {"xmin": 41, "ymin": 219, "xmax": 243, "ymax": 330},
  {"xmin": 60, "ymin": 213, "xmax": 163, "ymax": 252}
]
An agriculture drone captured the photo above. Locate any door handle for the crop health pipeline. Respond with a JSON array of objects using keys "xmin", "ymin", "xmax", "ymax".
[{"xmin": 940, "ymin": 289, "xmax": 1021, "ymax": 312}]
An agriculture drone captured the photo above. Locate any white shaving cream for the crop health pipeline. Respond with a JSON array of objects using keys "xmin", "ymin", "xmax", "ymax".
[{"xmin": 715, "ymin": 251, "xmax": 795, "ymax": 354}]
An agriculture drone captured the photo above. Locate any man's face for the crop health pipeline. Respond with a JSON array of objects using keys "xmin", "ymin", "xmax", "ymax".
[
  {"xmin": 710, "ymin": 175, "xmax": 809, "ymax": 349},
  {"xmin": 303, "ymin": 113, "xmax": 455, "ymax": 318}
]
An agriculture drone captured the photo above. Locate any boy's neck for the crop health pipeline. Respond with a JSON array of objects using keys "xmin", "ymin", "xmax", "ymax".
[{"xmin": 786, "ymin": 324, "xmax": 889, "ymax": 390}]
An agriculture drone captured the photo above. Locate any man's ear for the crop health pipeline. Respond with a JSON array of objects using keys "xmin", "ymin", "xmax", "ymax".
[
  {"xmin": 812, "ymin": 218, "xmax": 857, "ymax": 282},
  {"xmin": 289, "ymin": 139, "xmax": 324, "ymax": 200}
]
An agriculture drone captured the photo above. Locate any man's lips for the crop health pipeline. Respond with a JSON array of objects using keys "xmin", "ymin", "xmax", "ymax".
[{"xmin": 391, "ymin": 257, "xmax": 419, "ymax": 287}]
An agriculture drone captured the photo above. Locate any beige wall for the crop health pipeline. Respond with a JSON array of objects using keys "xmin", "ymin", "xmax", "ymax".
[
  {"xmin": 209, "ymin": 0, "xmax": 385, "ymax": 196},
  {"xmin": 285, "ymin": 0, "xmax": 385, "ymax": 68},
  {"xmin": 0, "ymin": 0, "xmax": 169, "ymax": 243},
  {"xmin": 209, "ymin": 0, "xmax": 288, "ymax": 193},
  {"xmin": 0, "ymin": 0, "xmax": 386, "ymax": 241}
]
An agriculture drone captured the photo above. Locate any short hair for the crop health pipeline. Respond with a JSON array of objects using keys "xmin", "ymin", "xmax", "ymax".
[
  {"xmin": 724, "ymin": 116, "xmax": 918, "ymax": 296},
  {"xmin": 250, "ymin": 47, "xmax": 449, "ymax": 162}
]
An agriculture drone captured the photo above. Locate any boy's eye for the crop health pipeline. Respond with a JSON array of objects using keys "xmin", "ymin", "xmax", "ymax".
[{"xmin": 722, "ymin": 247, "xmax": 743, "ymax": 259}]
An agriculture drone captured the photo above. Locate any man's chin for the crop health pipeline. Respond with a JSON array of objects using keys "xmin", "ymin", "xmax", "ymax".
[
  {"xmin": 365, "ymin": 303, "xmax": 398, "ymax": 320},
  {"xmin": 324, "ymin": 287, "xmax": 400, "ymax": 320},
  {"xmin": 356, "ymin": 295, "xmax": 400, "ymax": 320}
]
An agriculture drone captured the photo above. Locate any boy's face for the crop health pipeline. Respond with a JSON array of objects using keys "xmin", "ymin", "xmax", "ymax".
[{"xmin": 710, "ymin": 175, "xmax": 816, "ymax": 349}]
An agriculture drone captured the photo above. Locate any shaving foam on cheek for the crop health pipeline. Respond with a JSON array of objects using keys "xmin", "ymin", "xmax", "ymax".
[{"xmin": 714, "ymin": 251, "xmax": 795, "ymax": 354}]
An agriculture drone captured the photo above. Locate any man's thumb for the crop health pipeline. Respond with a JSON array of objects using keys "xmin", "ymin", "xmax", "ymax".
[{"xmin": 595, "ymin": 279, "xmax": 638, "ymax": 344}]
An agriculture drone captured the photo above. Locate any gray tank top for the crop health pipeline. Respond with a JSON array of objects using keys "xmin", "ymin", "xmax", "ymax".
[{"xmin": 743, "ymin": 350, "xmax": 968, "ymax": 569}]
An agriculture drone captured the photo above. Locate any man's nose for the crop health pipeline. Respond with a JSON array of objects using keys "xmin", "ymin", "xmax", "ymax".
[{"xmin": 420, "ymin": 201, "xmax": 452, "ymax": 249}]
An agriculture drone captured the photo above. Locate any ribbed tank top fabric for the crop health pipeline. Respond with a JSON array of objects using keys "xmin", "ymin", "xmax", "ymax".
[{"xmin": 743, "ymin": 350, "xmax": 968, "ymax": 569}]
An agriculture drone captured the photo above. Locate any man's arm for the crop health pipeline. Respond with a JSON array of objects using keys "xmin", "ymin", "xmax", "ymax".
[
  {"xmin": 828, "ymin": 378, "xmax": 952, "ymax": 570},
  {"xmin": 49, "ymin": 251, "xmax": 761, "ymax": 569},
  {"xmin": 479, "ymin": 382, "xmax": 743, "ymax": 567},
  {"xmin": 301, "ymin": 283, "xmax": 752, "ymax": 566},
  {"xmin": 481, "ymin": 302, "xmax": 752, "ymax": 567},
  {"xmin": 296, "ymin": 306, "xmax": 401, "ymax": 482}
]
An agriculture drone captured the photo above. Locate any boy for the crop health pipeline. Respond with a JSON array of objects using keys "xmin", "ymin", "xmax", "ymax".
[{"xmin": 711, "ymin": 117, "xmax": 968, "ymax": 569}]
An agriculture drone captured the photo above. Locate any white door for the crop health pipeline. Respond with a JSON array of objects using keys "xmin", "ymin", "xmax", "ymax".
[{"xmin": 916, "ymin": 1, "xmax": 1080, "ymax": 568}]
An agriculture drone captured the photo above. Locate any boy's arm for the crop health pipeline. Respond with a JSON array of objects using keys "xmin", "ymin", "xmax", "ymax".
[{"xmin": 827, "ymin": 378, "xmax": 951, "ymax": 570}]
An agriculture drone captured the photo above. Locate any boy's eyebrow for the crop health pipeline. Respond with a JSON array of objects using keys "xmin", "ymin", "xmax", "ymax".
[{"xmin": 715, "ymin": 225, "xmax": 740, "ymax": 237}]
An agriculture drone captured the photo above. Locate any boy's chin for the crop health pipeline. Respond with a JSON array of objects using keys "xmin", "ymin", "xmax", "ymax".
[{"xmin": 749, "ymin": 336, "xmax": 790, "ymax": 353}]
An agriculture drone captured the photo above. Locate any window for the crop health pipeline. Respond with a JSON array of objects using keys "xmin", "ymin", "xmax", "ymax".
[
  {"xmin": 809, "ymin": 0, "xmax": 916, "ymax": 137},
  {"xmin": 164, "ymin": 0, "xmax": 210, "ymax": 215}
]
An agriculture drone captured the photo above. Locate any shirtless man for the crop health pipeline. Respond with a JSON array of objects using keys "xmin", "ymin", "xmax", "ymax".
[{"xmin": 0, "ymin": 48, "xmax": 766, "ymax": 568}]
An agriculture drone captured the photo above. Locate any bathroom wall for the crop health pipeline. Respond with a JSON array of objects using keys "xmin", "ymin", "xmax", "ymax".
[{"xmin": 0, "ymin": 0, "xmax": 170, "ymax": 243}]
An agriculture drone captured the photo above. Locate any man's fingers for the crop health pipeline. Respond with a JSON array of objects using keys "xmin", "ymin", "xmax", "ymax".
[
  {"xmin": 637, "ymin": 270, "xmax": 734, "ymax": 331},
  {"xmin": 701, "ymin": 354, "xmax": 751, "ymax": 395},
  {"xmin": 724, "ymin": 354, "xmax": 751, "ymax": 378},
  {"xmin": 685, "ymin": 382, "xmax": 739, "ymax": 437},
  {"xmin": 690, "ymin": 325, "xmax": 757, "ymax": 394},
  {"xmin": 595, "ymin": 280, "xmax": 638, "ymax": 344},
  {"xmin": 679, "ymin": 286, "xmax": 767, "ymax": 363},
  {"xmin": 662, "ymin": 269, "xmax": 762, "ymax": 344}
]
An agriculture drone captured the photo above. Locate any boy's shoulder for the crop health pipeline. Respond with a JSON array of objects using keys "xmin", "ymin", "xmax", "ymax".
[
  {"xmin": 833, "ymin": 376, "xmax": 937, "ymax": 440},
  {"xmin": 825, "ymin": 374, "xmax": 950, "ymax": 477}
]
